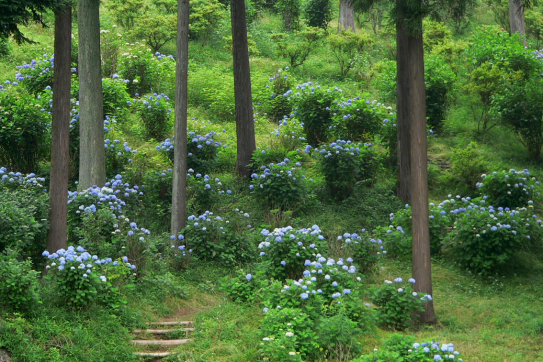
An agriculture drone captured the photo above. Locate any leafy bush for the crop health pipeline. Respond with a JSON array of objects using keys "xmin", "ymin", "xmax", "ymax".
[
  {"xmin": 342, "ymin": 231, "xmax": 384, "ymax": 274},
  {"xmin": 313, "ymin": 140, "xmax": 378, "ymax": 200},
  {"xmin": 270, "ymin": 116, "xmax": 307, "ymax": 151},
  {"xmin": 102, "ymin": 76, "xmax": 131, "ymax": 117},
  {"xmin": 0, "ymin": 36, "xmax": 11, "ymax": 58},
  {"xmin": 250, "ymin": 159, "xmax": 313, "ymax": 210},
  {"xmin": 263, "ymin": 68, "xmax": 296, "ymax": 122},
  {"xmin": 370, "ymin": 278, "xmax": 431, "ymax": 330},
  {"xmin": 275, "ymin": 0, "xmax": 302, "ymax": 31},
  {"xmin": 104, "ymin": 138, "xmax": 136, "ymax": 179},
  {"xmin": 257, "ymin": 225, "xmax": 326, "ymax": 281},
  {"xmin": 271, "ymin": 27, "xmax": 325, "ymax": 68},
  {"xmin": 477, "ymin": 169, "xmax": 540, "ymax": 209},
  {"xmin": 291, "ymin": 82, "xmax": 342, "ymax": 146},
  {"xmin": 189, "ymin": 0, "xmax": 228, "ymax": 44},
  {"xmin": 181, "ymin": 211, "xmax": 255, "ymax": 267},
  {"xmin": 374, "ymin": 224, "xmax": 411, "ymax": 259},
  {"xmin": 156, "ymin": 130, "xmax": 223, "ymax": 173},
  {"xmin": 220, "ymin": 269, "xmax": 269, "ymax": 304},
  {"xmin": 449, "ymin": 142, "xmax": 487, "ymax": 195},
  {"xmin": 304, "ymin": 0, "xmax": 333, "ymax": 29},
  {"xmin": 330, "ymin": 95, "xmax": 388, "ymax": 142},
  {"xmin": 249, "ymin": 147, "xmax": 300, "ymax": 173},
  {"xmin": 327, "ymin": 31, "xmax": 371, "ymax": 77},
  {"xmin": 425, "ymin": 54, "xmax": 456, "ymax": 131},
  {"xmin": 0, "ymin": 88, "xmax": 51, "ymax": 173},
  {"xmin": 444, "ymin": 203, "xmax": 540, "ymax": 274},
  {"xmin": 43, "ymin": 246, "xmax": 135, "ymax": 310},
  {"xmin": 118, "ymin": 44, "xmax": 161, "ymax": 96},
  {"xmin": 133, "ymin": 93, "xmax": 172, "ymax": 140},
  {"xmin": 16, "ymin": 55, "xmax": 55, "ymax": 95},
  {"xmin": 0, "ymin": 250, "xmax": 41, "ymax": 313}
]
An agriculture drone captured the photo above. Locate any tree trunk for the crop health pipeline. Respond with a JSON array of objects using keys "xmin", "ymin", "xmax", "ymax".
[
  {"xmin": 396, "ymin": 18, "xmax": 410, "ymax": 203},
  {"xmin": 408, "ymin": 27, "xmax": 436, "ymax": 325},
  {"xmin": 171, "ymin": 0, "xmax": 189, "ymax": 236},
  {"xmin": 47, "ymin": 5, "xmax": 72, "ymax": 253},
  {"xmin": 231, "ymin": 0, "xmax": 256, "ymax": 177},
  {"xmin": 509, "ymin": 0, "xmax": 526, "ymax": 45},
  {"xmin": 78, "ymin": 0, "xmax": 105, "ymax": 189},
  {"xmin": 338, "ymin": 0, "xmax": 355, "ymax": 32}
]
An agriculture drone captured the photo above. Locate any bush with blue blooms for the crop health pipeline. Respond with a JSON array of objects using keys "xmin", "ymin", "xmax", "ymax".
[
  {"xmin": 43, "ymin": 246, "xmax": 135, "ymax": 310},
  {"xmin": 133, "ymin": 93, "xmax": 172, "ymax": 140},
  {"xmin": 311, "ymin": 140, "xmax": 378, "ymax": 200},
  {"xmin": 104, "ymin": 138, "xmax": 136, "ymax": 179},
  {"xmin": 270, "ymin": 115, "xmax": 307, "ymax": 151},
  {"xmin": 250, "ymin": 158, "xmax": 313, "ymax": 210},
  {"xmin": 341, "ymin": 231, "xmax": 385, "ymax": 274},
  {"xmin": 477, "ymin": 169, "xmax": 540, "ymax": 209},
  {"xmin": 15, "ymin": 54, "xmax": 55, "ymax": 95},
  {"xmin": 263, "ymin": 67, "xmax": 296, "ymax": 122},
  {"xmin": 370, "ymin": 278, "xmax": 432, "ymax": 331},
  {"xmin": 257, "ymin": 225, "xmax": 327, "ymax": 281}
]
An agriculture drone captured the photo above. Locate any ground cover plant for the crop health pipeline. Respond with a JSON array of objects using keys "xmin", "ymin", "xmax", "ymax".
[{"xmin": 3, "ymin": 2, "xmax": 543, "ymax": 361}]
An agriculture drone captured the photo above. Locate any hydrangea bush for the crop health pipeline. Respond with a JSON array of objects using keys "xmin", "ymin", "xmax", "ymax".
[
  {"xmin": 341, "ymin": 231, "xmax": 384, "ymax": 273},
  {"xmin": 270, "ymin": 116, "xmax": 307, "ymax": 151},
  {"xmin": 263, "ymin": 68, "xmax": 296, "ymax": 122},
  {"xmin": 133, "ymin": 93, "xmax": 172, "ymax": 140},
  {"xmin": 477, "ymin": 169, "xmax": 540, "ymax": 209}
]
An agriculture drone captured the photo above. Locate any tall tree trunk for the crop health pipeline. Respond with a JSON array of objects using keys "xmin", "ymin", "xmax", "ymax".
[
  {"xmin": 47, "ymin": 5, "xmax": 72, "ymax": 253},
  {"xmin": 231, "ymin": 0, "xmax": 256, "ymax": 177},
  {"xmin": 171, "ymin": 0, "xmax": 189, "ymax": 236},
  {"xmin": 408, "ymin": 26, "xmax": 436, "ymax": 325},
  {"xmin": 509, "ymin": 0, "xmax": 526, "ymax": 45},
  {"xmin": 78, "ymin": 0, "xmax": 105, "ymax": 189},
  {"xmin": 396, "ymin": 18, "xmax": 410, "ymax": 204},
  {"xmin": 338, "ymin": 0, "xmax": 355, "ymax": 32}
]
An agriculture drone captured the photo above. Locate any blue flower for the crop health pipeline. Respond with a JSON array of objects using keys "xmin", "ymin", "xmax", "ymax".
[
  {"xmin": 246, "ymin": 274, "xmax": 252, "ymax": 281},
  {"xmin": 301, "ymin": 293, "xmax": 309, "ymax": 300}
]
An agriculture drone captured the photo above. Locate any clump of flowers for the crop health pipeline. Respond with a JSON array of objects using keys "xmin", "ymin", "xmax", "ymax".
[
  {"xmin": 263, "ymin": 67, "xmax": 296, "ymax": 122},
  {"xmin": 477, "ymin": 169, "xmax": 540, "ymax": 209},
  {"xmin": 133, "ymin": 93, "xmax": 172, "ymax": 140},
  {"xmin": 370, "ymin": 278, "xmax": 432, "ymax": 330},
  {"xmin": 186, "ymin": 170, "xmax": 232, "ymax": 213},
  {"xmin": 342, "ymin": 231, "xmax": 384, "ymax": 273},
  {"xmin": 311, "ymin": 140, "xmax": 378, "ymax": 200},
  {"xmin": 104, "ymin": 138, "xmax": 136, "ymax": 178},
  {"xmin": 0, "ymin": 167, "xmax": 47, "ymax": 193},
  {"xmin": 257, "ymin": 225, "xmax": 327, "ymax": 281},
  {"xmin": 43, "ymin": 246, "xmax": 135, "ymax": 310},
  {"xmin": 250, "ymin": 159, "xmax": 312, "ymax": 210},
  {"xmin": 271, "ymin": 115, "xmax": 307, "ymax": 151}
]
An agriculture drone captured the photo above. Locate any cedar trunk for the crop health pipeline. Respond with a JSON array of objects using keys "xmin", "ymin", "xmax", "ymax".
[
  {"xmin": 231, "ymin": 0, "xmax": 256, "ymax": 177},
  {"xmin": 78, "ymin": 0, "xmax": 106, "ymax": 189},
  {"xmin": 396, "ymin": 18, "xmax": 410, "ymax": 203},
  {"xmin": 171, "ymin": 0, "xmax": 190, "ymax": 235},
  {"xmin": 407, "ymin": 26, "xmax": 436, "ymax": 325},
  {"xmin": 338, "ymin": 0, "xmax": 355, "ymax": 32},
  {"xmin": 47, "ymin": 6, "xmax": 72, "ymax": 252},
  {"xmin": 509, "ymin": 0, "xmax": 526, "ymax": 45}
]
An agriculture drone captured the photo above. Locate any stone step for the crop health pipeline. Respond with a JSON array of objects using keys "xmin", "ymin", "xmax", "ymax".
[
  {"xmin": 132, "ymin": 338, "xmax": 191, "ymax": 346},
  {"xmin": 133, "ymin": 328, "xmax": 195, "ymax": 334},
  {"xmin": 147, "ymin": 321, "xmax": 193, "ymax": 326},
  {"xmin": 134, "ymin": 351, "xmax": 176, "ymax": 357}
]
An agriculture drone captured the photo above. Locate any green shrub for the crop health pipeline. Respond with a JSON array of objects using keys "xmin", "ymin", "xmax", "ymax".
[
  {"xmin": 270, "ymin": 116, "xmax": 307, "ymax": 151},
  {"xmin": 249, "ymin": 147, "xmax": 300, "ymax": 173},
  {"xmin": 262, "ymin": 68, "xmax": 296, "ymax": 122},
  {"xmin": 220, "ymin": 269, "xmax": 269, "ymax": 304},
  {"xmin": 449, "ymin": 142, "xmax": 487, "ymax": 195},
  {"xmin": 291, "ymin": 82, "xmax": 342, "ymax": 146},
  {"xmin": 102, "ymin": 77, "xmax": 131, "ymax": 117},
  {"xmin": 271, "ymin": 27, "xmax": 325, "ymax": 68},
  {"xmin": 250, "ymin": 159, "xmax": 312, "ymax": 210},
  {"xmin": 104, "ymin": 137, "xmax": 136, "ymax": 179},
  {"xmin": 342, "ymin": 231, "xmax": 384, "ymax": 274},
  {"xmin": 43, "ymin": 246, "xmax": 134, "ymax": 310},
  {"xmin": 133, "ymin": 93, "xmax": 172, "ymax": 140},
  {"xmin": 304, "ymin": 0, "xmax": 333, "ymax": 29},
  {"xmin": 313, "ymin": 140, "xmax": 378, "ymax": 201},
  {"xmin": 477, "ymin": 169, "xmax": 540, "ymax": 209},
  {"xmin": 370, "ymin": 278, "xmax": 431, "ymax": 330},
  {"xmin": 182, "ymin": 211, "xmax": 255, "ymax": 267},
  {"xmin": 257, "ymin": 225, "xmax": 327, "ymax": 281},
  {"xmin": 425, "ymin": 54, "xmax": 456, "ymax": 131},
  {"xmin": 118, "ymin": 44, "xmax": 161, "ymax": 96},
  {"xmin": 275, "ymin": 0, "xmax": 302, "ymax": 31},
  {"xmin": 371, "ymin": 59, "xmax": 397, "ymax": 103},
  {"xmin": 444, "ymin": 204, "xmax": 540, "ymax": 275},
  {"xmin": 0, "ymin": 36, "xmax": 11, "ymax": 58},
  {"xmin": 374, "ymin": 224, "xmax": 412, "ymax": 259},
  {"xmin": 330, "ymin": 95, "xmax": 389, "ymax": 142},
  {"xmin": 327, "ymin": 31, "xmax": 371, "ymax": 77},
  {"xmin": 189, "ymin": 0, "xmax": 228, "ymax": 44},
  {"xmin": 0, "ymin": 89, "xmax": 51, "ymax": 173},
  {"xmin": 0, "ymin": 250, "xmax": 41, "ymax": 313},
  {"xmin": 16, "ymin": 55, "xmax": 55, "ymax": 95}
]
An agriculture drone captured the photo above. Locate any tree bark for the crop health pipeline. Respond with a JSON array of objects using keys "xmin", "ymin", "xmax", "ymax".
[
  {"xmin": 509, "ymin": 0, "xmax": 526, "ymax": 45},
  {"xmin": 408, "ymin": 27, "xmax": 436, "ymax": 325},
  {"xmin": 171, "ymin": 0, "xmax": 189, "ymax": 236},
  {"xmin": 47, "ymin": 5, "xmax": 71, "ymax": 253},
  {"xmin": 231, "ymin": 0, "xmax": 256, "ymax": 177},
  {"xmin": 78, "ymin": 0, "xmax": 106, "ymax": 189},
  {"xmin": 338, "ymin": 0, "xmax": 355, "ymax": 32},
  {"xmin": 396, "ymin": 18, "xmax": 410, "ymax": 203}
]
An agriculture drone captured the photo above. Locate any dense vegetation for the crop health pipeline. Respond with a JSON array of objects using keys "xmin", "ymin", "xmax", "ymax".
[{"xmin": 2, "ymin": 0, "xmax": 543, "ymax": 361}]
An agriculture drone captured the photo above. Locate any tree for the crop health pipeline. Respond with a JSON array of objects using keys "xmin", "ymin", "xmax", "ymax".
[
  {"xmin": 78, "ymin": 0, "xmax": 106, "ymax": 189},
  {"xmin": 0, "ymin": 0, "xmax": 69, "ymax": 44},
  {"xmin": 231, "ymin": 0, "xmax": 256, "ymax": 177},
  {"xmin": 339, "ymin": 0, "xmax": 355, "ymax": 32},
  {"xmin": 131, "ymin": 12, "xmax": 177, "ymax": 53},
  {"xmin": 171, "ymin": 0, "xmax": 190, "ymax": 235},
  {"xmin": 47, "ymin": 5, "xmax": 72, "ymax": 253},
  {"xmin": 509, "ymin": 0, "xmax": 526, "ymax": 44}
]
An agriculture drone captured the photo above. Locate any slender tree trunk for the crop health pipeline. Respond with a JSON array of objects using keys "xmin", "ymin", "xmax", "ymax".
[
  {"xmin": 171, "ymin": 0, "xmax": 189, "ymax": 236},
  {"xmin": 509, "ymin": 0, "xmax": 526, "ymax": 45},
  {"xmin": 338, "ymin": 0, "xmax": 355, "ymax": 32},
  {"xmin": 47, "ymin": 6, "xmax": 72, "ymax": 253},
  {"xmin": 396, "ymin": 18, "xmax": 410, "ymax": 203},
  {"xmin": 78, "ymin": 0, "xmax": 105, "ymax": 189},
  {"xmin": 408, "ymin": 27, "xmax": 436, "ymax": 325},
  {"xmin": 231, "ymin": 0, "xmax": 256, "ymax": 177}
]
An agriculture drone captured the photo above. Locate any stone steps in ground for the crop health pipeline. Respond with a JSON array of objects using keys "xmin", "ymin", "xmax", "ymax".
[{"xmin": 132, "ymin": 320, "xmax": 194, "ymax": 360}]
